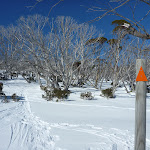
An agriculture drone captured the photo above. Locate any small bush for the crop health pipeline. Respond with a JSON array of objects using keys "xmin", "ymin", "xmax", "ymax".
[
  {"xmin": 80, "ymin": 92, "xmax": 94, "ymax": 100},
  {"xmin": 43, "ymin": 88, "xmax": 71, "ymax": 101},
  {"xmin": 11, "ymin": 93, "xmax": 20, "ymax": 102},
  {"xmin": 53, "ymin": 88, "xmax": 71, "ymax": 99},
  {"xmin": 101, "ymin": 88, "xmax": 113, "ymax": 98},
  {"xmin": 56, "ymin": 99, "xmax": 59, "ymax": 102}
]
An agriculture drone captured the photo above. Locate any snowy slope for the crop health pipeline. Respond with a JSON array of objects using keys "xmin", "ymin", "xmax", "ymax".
[
  {"xmin": 0, "ymin": 78, "xmax": 60, "ymax": 150},
  {"xmin": 0, "ymin": 77, "xmax": 150, "ymax": 150}
]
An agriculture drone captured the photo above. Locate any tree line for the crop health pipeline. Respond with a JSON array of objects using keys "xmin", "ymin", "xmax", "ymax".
[{"xmin": 0, "ymin": 14, "xmax": 150, "ymax": 97}]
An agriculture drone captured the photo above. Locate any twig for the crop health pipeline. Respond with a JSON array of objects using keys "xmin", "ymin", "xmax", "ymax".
[
  {"xmin": 87, "ymin": 0, "xmax": 130, "ymax": 23},
  {"xmin": 41, "ymin": 0, "xmax": 64, "ymax": 30}
]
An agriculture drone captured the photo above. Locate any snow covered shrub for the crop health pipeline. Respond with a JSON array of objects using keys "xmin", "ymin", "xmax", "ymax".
[
  {"xmin": 101, "ymin": 88, "xmax": 113, "ymax": 98},
  {"xmin": 80, "ymin": 92, "xmax": 94, "ymax": 100},
  {"xmin": 11, "ymin": 93, "xmax": 20, "ymax": 102}
]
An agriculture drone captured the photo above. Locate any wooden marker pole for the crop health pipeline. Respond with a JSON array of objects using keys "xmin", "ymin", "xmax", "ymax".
[{"xmin": 135, "ymin": 59, "xmax": 147, "ymax": 150}]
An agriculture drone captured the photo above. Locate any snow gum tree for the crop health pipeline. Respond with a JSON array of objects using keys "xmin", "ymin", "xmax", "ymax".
[
  {"xmin": 9, "ymin": 15, "xmax": 102, "ymax": 91},
  {"xmin": 46, "ymin": 16, "xmax": 102, "ymax": 90},
  {"xmin": 16, "ymin": 15, "xmax": 50, "ymax": 84},
  {"xmin": 0, "ymin": 25, "xmax": 23, "ymax": 75}
]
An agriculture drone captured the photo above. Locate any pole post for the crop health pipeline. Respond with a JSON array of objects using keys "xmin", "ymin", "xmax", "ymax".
[{"xmin": 135, "ymin": 59, "xmax": 147, "ymax": 150}]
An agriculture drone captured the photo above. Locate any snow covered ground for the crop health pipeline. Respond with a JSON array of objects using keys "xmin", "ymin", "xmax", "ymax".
[{"xmin": 0, "ymin": 77, "xmax": 150, "ymax": 150}]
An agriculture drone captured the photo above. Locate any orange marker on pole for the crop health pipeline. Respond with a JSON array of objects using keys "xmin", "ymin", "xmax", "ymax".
[{"xmin": 136, "ymin": 66, "xmax": 148, "ymax": 81}]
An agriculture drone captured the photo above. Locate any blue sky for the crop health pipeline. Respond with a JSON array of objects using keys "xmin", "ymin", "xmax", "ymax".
[{"xmin": 0, "ymin": 0, "xmax": 150, "ymax": 39}]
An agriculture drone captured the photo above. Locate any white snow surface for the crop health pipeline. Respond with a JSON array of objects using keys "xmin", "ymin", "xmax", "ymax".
[{"xmin": 0, "ymin": 77, "xmax": 150, "ymax": 150}]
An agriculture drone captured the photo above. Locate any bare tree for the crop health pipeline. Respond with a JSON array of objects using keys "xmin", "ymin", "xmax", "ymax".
[
  {"xmin": 13, "ymin": 15, "xmax": 102, "ymax": 91},
  {"xmin": 45, "ymin": 16, "xmax": 102, "ymax": 90},
  {"xmin": 0, "ymin": 25, "xmax": 23, "ymax": 77}
]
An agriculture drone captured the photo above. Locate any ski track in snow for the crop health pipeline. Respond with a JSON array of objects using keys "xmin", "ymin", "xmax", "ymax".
[
  {"xmin": 23, "ymin": 84, "xmax": 136, "ymax": 150},
  {"xmin": 0, "ymin": 81, "xmax": 60, "ymax": 150},
  {"xmin": 50, "ymin": 123, "xmax": 135, "ymax": 150},
  {"xmin": 0, "ymin": 78, "xmax": 150, "ymax": 150}
]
